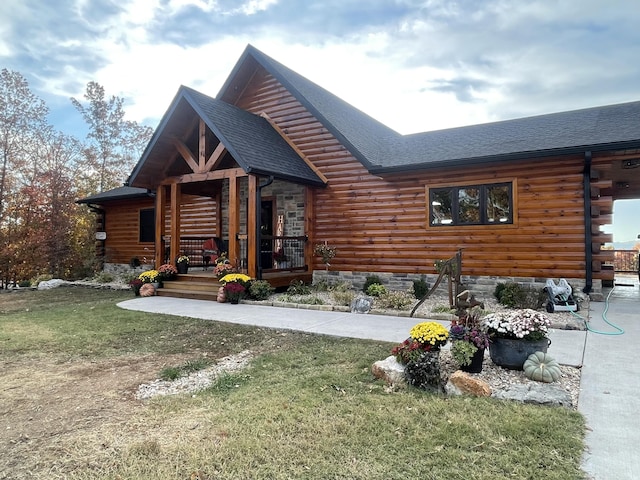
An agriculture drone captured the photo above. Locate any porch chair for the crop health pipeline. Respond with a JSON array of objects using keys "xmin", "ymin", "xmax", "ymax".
[{"xmin": 202, "ymin": 237, "xmax": 223, "ymax": 270}]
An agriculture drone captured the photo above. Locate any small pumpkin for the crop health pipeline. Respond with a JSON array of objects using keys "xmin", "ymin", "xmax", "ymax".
[
  {"xmin": 523, "ymin": 351, "xmax": 561, "ymax": 383},
  {"xmin": 216, "ymin": 286, "xmax": 226, "ymax": 303},
  {"xmin": 139, "ymin": 283, "xmax": 156, "ymax": 297}
]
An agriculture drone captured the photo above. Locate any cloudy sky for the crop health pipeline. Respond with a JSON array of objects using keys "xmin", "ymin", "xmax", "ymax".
[{"xmin": 2, "ymin": 0, "xmax": 640, "ymax": 242}]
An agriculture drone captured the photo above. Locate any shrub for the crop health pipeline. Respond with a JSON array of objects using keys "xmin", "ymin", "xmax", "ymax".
[
  {"xmin": 333, "ymin": 281, "xmax": 352, "ymax": 291},
  {"xmin": 366, "ymin": 283, "xmax": 387, "ymax": 297},
  {"xmin": 287, "ymin": 280, "xmax": 311, "ymax": 295},
  {"xmin": 249, "ymin": 280, "xmax": 275, "ymax": 300},
  {"xmin": 375, "ymin": 290, "xmax": 414, "ymax": 310},
  {"xmin": 331, "ymin": 290, "xmax": 355, "ymax": 306},
  {"xmin": 297, "ymin": 295, "xmax": 325, "ymax": 305},
  {"xmin": 412, "ymin": 275, "xmax": 429, "ymax": 299},
  {"xmin": 18, "ymin": 280, "xmax": 31, "ymax": 288},
  {"xmin": 94, "ymin": 272, "xmax": 115, "ymax": 283},
  {"xmin": 362, "ymin": 275, "xmax": 382, "ymax": 293},
  {"xmin": 494, "ymin": 282, "xmax": 544, "ymax": 309}
]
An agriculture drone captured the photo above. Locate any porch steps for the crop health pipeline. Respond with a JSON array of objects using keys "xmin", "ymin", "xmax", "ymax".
[{"xmin": 158, "ymin": 273, "xmax": 221, "ymax": 301}]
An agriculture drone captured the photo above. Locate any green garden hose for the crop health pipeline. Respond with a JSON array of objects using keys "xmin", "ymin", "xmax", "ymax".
[{"xmin": 569, "ymin": 287, "xmax": 625, "ymax": 336}]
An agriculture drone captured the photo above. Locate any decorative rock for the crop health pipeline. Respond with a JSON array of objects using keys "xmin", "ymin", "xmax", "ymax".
[
  {"xmin": 492, "ymin": 383, "xmax": 572, "ymax": 407},
  {"xmin": 350, "ymin": 295, "xmax": 373, "ymax": 314},
  {"xmin": 37, "ymin": 279, "xmax": 65, "ymax": 290},
  {"xmin": 445, "ymin": 370, "xmax": 492, "ymax": 397},
  {"xmin": 371, "ymin": 356, "xmax": 406, "ymax": 386}
]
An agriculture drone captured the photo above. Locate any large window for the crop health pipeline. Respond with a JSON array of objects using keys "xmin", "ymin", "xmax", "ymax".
[
  {"xmin": 429, "ymin": 182, "xmax": 513, "ymax": 226},
  {"xmin": 139, "ymin": 208, "xmax": 155, "ymax": 242}
]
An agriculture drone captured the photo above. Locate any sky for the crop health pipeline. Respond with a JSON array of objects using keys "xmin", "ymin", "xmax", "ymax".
[{"xmin": 1, "ymin": 0, "xmax": 640, "ymax": 242}]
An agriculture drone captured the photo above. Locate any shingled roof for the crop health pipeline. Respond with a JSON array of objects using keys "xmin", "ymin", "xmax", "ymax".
[
  {"xmin": 127, "ymin": 85, "xmax": 325, "ymax": 188},
  {"xmin": 219, "ymin": 45, "xmax": 401, "ymax": 170},
  {"xmin": 128, "ymin": 44, "xmax": 640, "ymax": 189},
  {"xmin": 76, "ymin": 186, "xmax": 153, "ymax": 204},
  {"xmin": 220, "ymin": 45, "xmax": 640, "ymax": 174}
]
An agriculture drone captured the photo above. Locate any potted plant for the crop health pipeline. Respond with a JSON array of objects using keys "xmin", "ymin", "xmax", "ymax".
[
  {"xmin": 176, "ymin": 255, "xmax": 190, "ymax": 274},
  {"xmin": 214, "ymin": 260, "xmax": 236, "ymax": 279},
  {"xmin": 482, "ymin": 309, "xmax": 551, "ymax": 370},
  {"xmin": 220, "ymin": 273, "xmax": 252, "ymax": 304},
  {"xmin": 129, "ymin": 277, "xmax": 143, "ymax": 296},
  {"xmin": 391, "ymin": 321, "xmax": 449, "ymax": 391},
  {"xmin": 138, "ymin": 269, "xmax": 160, "ymax": 287},
  {"xmin": 448, "ymin": 306, "xmax": 490, "ymax": 373},
  {"xmin": 158, "ymin": 263, "xmax": 178, "ymax": 281}
]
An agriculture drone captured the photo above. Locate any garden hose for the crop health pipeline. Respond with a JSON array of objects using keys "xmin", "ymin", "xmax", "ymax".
[{"xmin": 569, "ymin": 287, "xmax": 625, "ymax": 336}]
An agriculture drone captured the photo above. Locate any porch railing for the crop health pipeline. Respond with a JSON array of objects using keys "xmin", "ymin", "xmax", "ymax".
[
  {"xmin": 259, "ymin": 235, "xmax": 308, "ymax": 273},
  {"xmin": 613, "ymin": 249, "xmax": 639, "ymax": 274},
  {"xmin": 163, "ymin": 235, "xmax": 307, "ymax": 276},
  {"xmin": 163, "ymin": 236, "xmax": 227, "ymax": 269}
]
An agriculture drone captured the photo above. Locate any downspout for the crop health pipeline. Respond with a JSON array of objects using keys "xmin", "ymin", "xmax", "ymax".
[
  {"xmin": 583, "ymin": 151, "xmax": 593, "ymax": 294},
  {"xmin": 256, "ymin": 176, "xmax": 274, "ymax": 280}
]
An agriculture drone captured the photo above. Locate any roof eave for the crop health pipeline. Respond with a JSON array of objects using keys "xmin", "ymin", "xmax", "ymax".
[{"xmin": 370, "ymin": 140, "xmax": 640, "ymax": 175}]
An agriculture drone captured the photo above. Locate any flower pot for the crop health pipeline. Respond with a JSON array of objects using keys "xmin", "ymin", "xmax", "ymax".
[
  {"xmin": 229, "ymin": 298, "xmax": 239, "ymax": 304},
  {"xmin": 177, "ymin": 263, "xmax": 189, "ymax": 274},
  {"xmin": 461, "ymin": 347, "xmax": 485, "ymax": 373},
  {"xmin": 489, "ymin": 337, "xmax": 550, "ymax": 370}
]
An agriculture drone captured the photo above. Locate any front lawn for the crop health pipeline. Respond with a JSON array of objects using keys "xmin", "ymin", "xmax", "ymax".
[{"xmin": 0, "ymin": 288, "xmax": 586, "ymax": 479}]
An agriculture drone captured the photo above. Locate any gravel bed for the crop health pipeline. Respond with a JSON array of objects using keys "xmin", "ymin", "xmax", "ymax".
[{"xmin": 135, "ymin": 350, "xmax": 254, "ymax": 400}]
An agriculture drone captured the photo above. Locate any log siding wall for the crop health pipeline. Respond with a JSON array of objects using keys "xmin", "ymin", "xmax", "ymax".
[{"xmin": 235, "ymin": 67, "xmax": 600, "ymax": 281}]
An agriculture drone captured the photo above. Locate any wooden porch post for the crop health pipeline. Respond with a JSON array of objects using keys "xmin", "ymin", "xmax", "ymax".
[
  {"xmin": 228, "ymin": 172, "xmax": 239, "ymax": 266},
  {"xmin": 305, "ymin": 186, "xmax": 315, "ymax": 271},
  {"xmin": 170, "ymin": 183, "xmax": 181, "ymax": 263},
  {"xmin": 154, "ymin": 186, "xmax": 166, "ymax": 267},
  {"xmin": 247, "ymin": 175, "xmax": 258, "ymax": 278}
]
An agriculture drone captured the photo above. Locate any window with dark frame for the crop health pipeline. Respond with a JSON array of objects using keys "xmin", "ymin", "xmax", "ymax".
[
  {"xmin": 429, "ymin": 182, "xmax": 513, "ymax": 226},
  {"xmin": 139, "ymin": 208, "xmax": 155, "ymax": 243}
]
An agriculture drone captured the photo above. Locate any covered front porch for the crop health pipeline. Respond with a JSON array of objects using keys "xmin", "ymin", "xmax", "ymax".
[{"xmin": 125, "ymin": 86, "xmax": 327, "ymax": 289}]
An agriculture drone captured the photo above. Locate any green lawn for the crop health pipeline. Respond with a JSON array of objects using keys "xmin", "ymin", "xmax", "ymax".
[{"xmin": 0, "ymin": 288, "xmax": 586, "ymax": 479}]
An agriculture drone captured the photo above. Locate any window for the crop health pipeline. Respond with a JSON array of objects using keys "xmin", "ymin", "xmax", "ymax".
[
  {"xmin": 429, "ymin": 182, "xmax": 513, "ymax": 226},
  {"xmin": 139, "ymin": 208, "xmax": 155, "ymax": 242}
]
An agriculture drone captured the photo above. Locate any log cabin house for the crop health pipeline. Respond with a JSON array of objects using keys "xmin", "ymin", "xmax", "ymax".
[{"xmin": 78, "ymin": 44, "xmax": 640, "ymax": 300}]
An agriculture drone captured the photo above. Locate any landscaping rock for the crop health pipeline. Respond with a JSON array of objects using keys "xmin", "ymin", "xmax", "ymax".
[
  {"xmin": 351, "ymin": 295, "xmax": 373, "ymax": 314},
  {"xmin": 445, "ymin": 370, "xmax": 492, "ymax": 397},
  {"xmin": 37, "ymin": 279, "xmax": 65, "ymax": 290},
  {"xmin": 371, "ymin": 356, "xmax": 406, "ymax": 386},
  {"xmin": 492, "ymin": 383, "xmax": 572, "ymax": 407}
]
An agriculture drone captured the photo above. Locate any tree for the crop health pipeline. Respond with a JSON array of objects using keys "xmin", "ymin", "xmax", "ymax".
[
  {"xmin": 0, "ymin": 70, "xmax": 50, "ymax": 285},
  {"xmin": 71, "ymin": 82, "xmax": 152, "ymax": 193}
]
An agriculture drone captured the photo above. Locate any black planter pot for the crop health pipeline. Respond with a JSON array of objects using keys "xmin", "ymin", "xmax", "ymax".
[
  {"xmin": 176, "ymin": 262, "xmax": 189, "ymax": 274},
  {"xmin": 489, "ymin": 337, "xmax": 550, "ymax": 370},
  {"xmin": 460, "ymin": 348, "xmax": 485, "ymax": 373}
]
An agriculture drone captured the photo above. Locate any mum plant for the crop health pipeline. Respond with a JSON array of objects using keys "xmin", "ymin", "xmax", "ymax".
[
  {"xmin": 214, "ymin": 261, "xmax": 236, "ymax": 278},
  {"xmin": 138, "ymin": 269, "xmax": 160, "ymax": 284},
  {"xmin": 223, "ymin": 281, "xmax": 247, "ymax": 302},
  {"xmin": 176, "ymin": 255, "xmax": 190, "ymax": 264},
  {"xmin": 158, "ymin": 263, "xmax": 178, "ymax": 279},
  {"xmin": 482, "ymin": 308, "xmax": 551, "ymax": 341},
  {"xmin": 391, "ymin": 321, "xmax": 449, "ymax": 364}
]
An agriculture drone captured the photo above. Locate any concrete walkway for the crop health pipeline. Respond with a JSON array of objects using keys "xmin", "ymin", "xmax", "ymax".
[{"xmin": 118, "ymin": 285, "xmax": 639, "ymax": 480}]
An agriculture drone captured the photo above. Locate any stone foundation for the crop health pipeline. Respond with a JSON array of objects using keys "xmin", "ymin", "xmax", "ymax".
[{"xmin": 312, "ymin": 270, "xmax": 602, "ymax": 301}]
